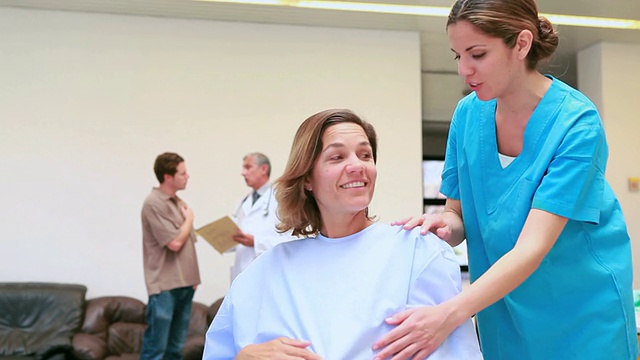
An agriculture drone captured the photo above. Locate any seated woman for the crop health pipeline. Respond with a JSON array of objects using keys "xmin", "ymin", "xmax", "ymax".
[{"xmin": 203, "ymin": 109, "xmax": 482, "ymax": 359}]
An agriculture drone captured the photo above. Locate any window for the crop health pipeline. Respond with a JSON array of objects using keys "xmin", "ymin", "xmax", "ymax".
[
  {"xmin": 422, "ymin": 157, "xmax": 446, "ymax": 209},
  {"xmin": 422, "ymin": 156, "xmax": 468, "ymax": 271}
]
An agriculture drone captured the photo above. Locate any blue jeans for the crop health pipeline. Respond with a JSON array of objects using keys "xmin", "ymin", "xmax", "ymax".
[{"xmin": 140, "ymin": 286, "xmax": 195, "ymax": 360}]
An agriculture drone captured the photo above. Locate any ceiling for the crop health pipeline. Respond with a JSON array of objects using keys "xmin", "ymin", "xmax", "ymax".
[{"xmin": 1, "ymin": 0, "xmax": 639, "ymax": 85}]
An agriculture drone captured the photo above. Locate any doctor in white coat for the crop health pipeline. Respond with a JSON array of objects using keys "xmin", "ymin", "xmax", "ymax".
[{"xmin": 230, "ymin": 152, "xmax": 296, "ymax": 282}]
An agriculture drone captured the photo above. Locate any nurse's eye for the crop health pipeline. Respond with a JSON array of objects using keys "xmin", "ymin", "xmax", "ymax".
[
  {"xmin": 472, "ymin": 53, "xmax": 486, "ymax": 59},
  {"xmin": 453, "ymin": 54, "xmax": 460, "ymax": 61}
]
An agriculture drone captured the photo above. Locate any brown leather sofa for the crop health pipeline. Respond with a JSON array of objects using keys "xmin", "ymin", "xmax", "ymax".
[
  {"xmin": 0, "ymin": 283, "xmax": 223, "ymax": 360},
  {"xmin": 71, "ymin": 296, "xmax": 220, "ymax": 360}
]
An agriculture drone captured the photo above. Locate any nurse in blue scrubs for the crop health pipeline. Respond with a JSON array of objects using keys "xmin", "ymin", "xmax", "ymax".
[{"xmin": 373, "ymin": 0, "xmax": 638, "ymax": 359}]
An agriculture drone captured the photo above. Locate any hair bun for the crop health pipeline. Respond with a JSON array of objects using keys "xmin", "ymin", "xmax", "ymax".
[{"xmin": 535, "ymin": 16, "xmax": 559, "ymax": 60}]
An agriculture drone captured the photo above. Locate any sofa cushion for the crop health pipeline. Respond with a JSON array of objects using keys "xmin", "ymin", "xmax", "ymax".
[
  {"xmin": 187, "ymin": 302, "xmax": 210, "ymax": 337},
  {"xmin": 107, "ymin": 322, "xmax": 145, "ymax": 356},
  {"xmin": 105, "ymin": 354, "xmax": 139, "ymax": 360},
  {"xmin": 0, "ymin": 282, "xmax": 86, "ymax": 358},
  {"xmin": 73, "ymin": 297, "xmax": 218, "ymax": 360},
  {"xmin": 72, "ymin": 333, "xmax": 107, "ymax": 360},
  {"xmin": 81, "ymin": 297, "xmax": 146, "ymax": 341}
]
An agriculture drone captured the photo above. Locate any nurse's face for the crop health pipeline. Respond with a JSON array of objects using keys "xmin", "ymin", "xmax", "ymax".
[
  {"xmin": 305, "ymin": 122, "xmax": 376, "ymax": 219},
  {"xmin": 448, "ymin": 20, "xmax": 522, "ymax": 101}
]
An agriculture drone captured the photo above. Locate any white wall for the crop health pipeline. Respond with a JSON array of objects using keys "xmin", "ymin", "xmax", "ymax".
[
  {"xmin": 421, "ymin": 72, "xmax": 466, "ymax": 122},
  {"xmin": 577, "ymin": 42, "xmax": 640, "ymax": 288},
  {"xmin": 0, "ymin": 8, "xmax": 423, "ymax": 304}
]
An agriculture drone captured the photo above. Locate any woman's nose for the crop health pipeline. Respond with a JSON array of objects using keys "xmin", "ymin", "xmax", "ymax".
[{"xmin": 346, "ymin": 160, "xmax": 365, "ymax": 173}]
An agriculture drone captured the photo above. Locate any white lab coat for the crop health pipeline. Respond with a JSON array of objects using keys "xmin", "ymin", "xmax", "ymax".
[{"xmin": 230, "ymin": 183, "xmax": 297, "ymax": 283}]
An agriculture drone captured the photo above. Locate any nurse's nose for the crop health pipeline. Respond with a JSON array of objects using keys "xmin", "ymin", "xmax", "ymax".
[{"xmin": 457, "ymin": 57, "xmax": 473, "ymax": 77}]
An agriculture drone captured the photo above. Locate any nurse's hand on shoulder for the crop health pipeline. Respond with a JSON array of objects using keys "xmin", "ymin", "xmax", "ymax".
[
  {"xmin": 372, "ymin": 304, "xmax": 456, "ymax": 360},
  {"xmin": 237, "ymin": 337, "xmax": 323, "ymax": 360},
  {"xmin": 392, "ymin": 213, "xmax": 453, "ymax": 241}
]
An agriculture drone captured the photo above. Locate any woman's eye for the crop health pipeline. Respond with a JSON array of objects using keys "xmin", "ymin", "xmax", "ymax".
[
  {"xmin": 472, "ymin": 53, "xmax": 485, "ymax": 59},
  {"xmin": 453, "ymin": 54, "xmax": 460, "ymax": 61}
]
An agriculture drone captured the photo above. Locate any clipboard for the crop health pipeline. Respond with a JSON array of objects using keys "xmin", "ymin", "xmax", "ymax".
[{"xmin": 195, "ymin": 216, "xmax": 239, "ymax": 254}]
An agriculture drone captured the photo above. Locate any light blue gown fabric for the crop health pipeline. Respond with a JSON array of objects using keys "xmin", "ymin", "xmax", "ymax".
[
  {"xmin": 440, "ymin": 76, "xmax": 637, "ymax": 359},
  {"xmin": 204, "ymin": 223, "xmax": 483, "ymax": 360}
]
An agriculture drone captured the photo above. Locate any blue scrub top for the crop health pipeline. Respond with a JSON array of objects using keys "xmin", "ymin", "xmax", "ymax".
[{"xmin": 440, "ymin": 76, "xmax": 638, "ymax": 359}]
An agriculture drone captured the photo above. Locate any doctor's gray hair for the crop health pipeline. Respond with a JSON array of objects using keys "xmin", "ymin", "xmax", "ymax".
[{"xmin": 244, "ymin": 152, "xmax": 271, "ymax": 177}]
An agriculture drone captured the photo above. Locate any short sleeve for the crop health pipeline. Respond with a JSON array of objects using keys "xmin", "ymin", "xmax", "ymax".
[
  {"xmin": 407, "ymin": 232, "xmax": 461, "ymax": 307},
  {"xmin": 142, "ymin": 202, "xmax": 181, "ymax": 247},
  {"xmin": 532, "ymin": 109, "xmax": 606, "ymax": 223},
  {"xmin": 440, "ymin": 106, "xmax": 461, "ymax": 200},
  {"xmin": 407, "ymin": 232, "xmax": 484, "ymax": 359},
  {"xmin": 203, "ymin": 295, "xmax": 237, "ymax": 359}
]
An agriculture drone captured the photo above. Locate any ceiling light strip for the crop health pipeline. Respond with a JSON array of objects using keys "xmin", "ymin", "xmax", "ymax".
[
  {"xmin": 194, "ymin": 0, "xmax": 640, "ymax": 30},
  {"xmin": 298, "ymin": 1, "xmax": 450, "ymax": 16},
  {"xmin": 544, "ymin": 14, "xmax": 640, "ymax": 30}
]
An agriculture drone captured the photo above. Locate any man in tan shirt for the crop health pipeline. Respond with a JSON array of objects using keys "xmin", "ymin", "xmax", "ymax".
[{"xmin": 140, "ymin": 152, "xmax": 200, "ymax": 360}]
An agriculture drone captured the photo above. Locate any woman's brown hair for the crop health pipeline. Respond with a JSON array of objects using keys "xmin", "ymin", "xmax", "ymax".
[{"xmin": 274, "ymin": 109, "xmax": 377, "ymax": 237}]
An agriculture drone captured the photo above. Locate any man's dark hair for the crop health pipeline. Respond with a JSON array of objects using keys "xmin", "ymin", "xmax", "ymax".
[{"xmin": 154, "ymin": 152, "xmax": 184, "ymax": 183}]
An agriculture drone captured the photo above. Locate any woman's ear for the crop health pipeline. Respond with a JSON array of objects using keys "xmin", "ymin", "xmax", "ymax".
[{"xmin": 515, "ymin": 29, "xmax": 533, "ymax": 61}]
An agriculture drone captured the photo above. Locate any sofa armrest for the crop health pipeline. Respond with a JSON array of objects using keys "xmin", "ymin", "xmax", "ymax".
[
  {"xmin": 72, "ymin": 333, "xmax": 107, "ymax": 360},
  {"xmin": 182, "ymin": 335, "xmax": 205, "ymax": 360},
  {"xmin": 208, "ymin": 297, "xmax": 225, "ymax": 323}
]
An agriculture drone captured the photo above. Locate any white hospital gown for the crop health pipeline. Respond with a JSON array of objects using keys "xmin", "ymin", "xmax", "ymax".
[{"xmin": 204, "ymin": 223, "xmax": 482, "ymax": 360}]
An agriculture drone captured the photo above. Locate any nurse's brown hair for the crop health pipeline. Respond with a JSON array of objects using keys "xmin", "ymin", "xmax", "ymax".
[{"xmin": 447, "ymin": 0, "xmax": 559, "ymax": 70}]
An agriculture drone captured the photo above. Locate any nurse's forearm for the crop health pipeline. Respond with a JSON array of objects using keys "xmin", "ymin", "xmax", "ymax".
[
  {"xmin": 442, "ymin": 209, "xmax": 566, "ymax": 323},
  {"xmin": 442, "ymin": 199, "xmax": 465, "ymax": 247},
  {"xmin": 442, "ymin": 211, "xmax": 465, "ymax": 247},
  {"xmin": 443, "ymin": 241, "xmax": 546, "ymax": 324}
]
